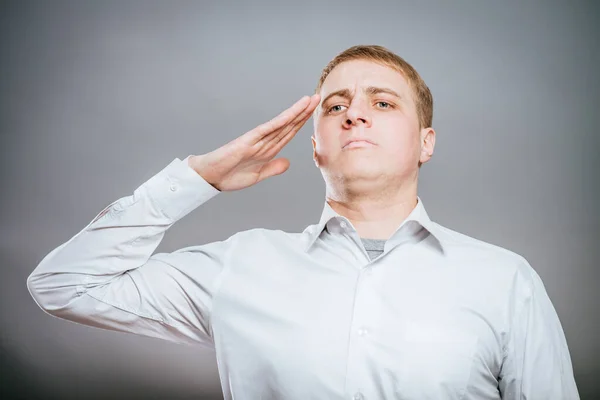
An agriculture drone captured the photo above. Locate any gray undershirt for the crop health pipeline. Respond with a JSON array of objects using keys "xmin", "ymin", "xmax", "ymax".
[{"xmin": 360, "ymin": 238, "xmax": 386, "ymax": 261}]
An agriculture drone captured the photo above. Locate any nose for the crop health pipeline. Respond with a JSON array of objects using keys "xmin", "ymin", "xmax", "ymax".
[{"xmin": 342, "ymin": 100, "xmax": 371, "ymax": 129}]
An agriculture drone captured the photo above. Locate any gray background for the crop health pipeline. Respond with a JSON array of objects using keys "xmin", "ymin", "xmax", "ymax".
[{"xmin": 1, "ymin": 0, "xmax": 598, "ymax": 399}]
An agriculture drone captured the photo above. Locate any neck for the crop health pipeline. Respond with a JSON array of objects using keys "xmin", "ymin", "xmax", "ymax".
[{"xmin": 325, "ymin": 181, "xmax": 418, "ymax": 240}]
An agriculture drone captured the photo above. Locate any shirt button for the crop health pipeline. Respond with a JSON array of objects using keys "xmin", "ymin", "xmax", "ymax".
[
  {"xmin": 357, "ymin": 328, "xmax": 368, "ymax": 337},
  {"xmin": 340, "ymin": 221, "xmax": 348, "ymax": 229},
  {"xmin": 353, "ymin": 392, "xmax": 364, "ymax": 400},
  {"xmin": 169, "ymin": 184, "xmax": 178, "ymax": 192}
]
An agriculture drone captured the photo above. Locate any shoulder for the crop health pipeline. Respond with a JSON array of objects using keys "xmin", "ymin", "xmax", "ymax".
[
  {"xmin": 433, "ymin": 222, "xmax": 538, "ymax": 284},
  {"xmin": 434, "ymin": 222, "xmax": 524, "ymax": 260},
  {"xmin": 230, "ymin": 226, "xmax": 311, "ymax": 252}
]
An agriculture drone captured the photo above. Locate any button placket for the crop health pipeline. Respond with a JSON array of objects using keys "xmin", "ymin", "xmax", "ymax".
[{"xmin": 344, "ymin": 267, "xmax": 378, "ymax": 398}]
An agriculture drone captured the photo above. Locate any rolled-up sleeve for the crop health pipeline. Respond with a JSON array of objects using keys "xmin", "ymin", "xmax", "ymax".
[
  {"xmin": 27, "ymin": 156, "xmax": 231, "ymax": 347},
  {"xmin": 498, "ymin": 261, "xmax": 580, "ymax": 399}
]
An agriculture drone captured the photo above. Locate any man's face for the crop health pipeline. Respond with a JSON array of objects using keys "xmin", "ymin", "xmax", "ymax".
[{"xmin": 312, "ymin": 59, "xmax": 434, "ymax": 189}]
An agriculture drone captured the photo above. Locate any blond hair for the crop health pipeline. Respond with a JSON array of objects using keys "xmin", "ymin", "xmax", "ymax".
[{"xmin": 316, "ymin": 45, "xmax": 433, "ymax": 129}]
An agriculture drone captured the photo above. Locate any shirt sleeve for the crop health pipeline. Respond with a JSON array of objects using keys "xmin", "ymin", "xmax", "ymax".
[
  {"xmin": 498, "ymin": 260, "xmax": 580, "ymax": 399},
  {"xmin": 26, "ymin": 156, "xmax": 230, "ymax": 348}
]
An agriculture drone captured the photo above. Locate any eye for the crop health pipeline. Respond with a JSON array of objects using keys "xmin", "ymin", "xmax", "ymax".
[
  {"xmin": 376, "ymin": 101, "xmax": 392, "ymax": 109},
  {"xmin": 327, "ymin": 104, "xmax": 347, "ymax": 114}
]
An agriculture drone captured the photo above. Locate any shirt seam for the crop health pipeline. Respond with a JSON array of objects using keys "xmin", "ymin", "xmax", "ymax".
[
  {"xmin": 84, "ymin": 289, "xmax": 210, "ymax": 342},
  {"xmin": 207, "ymin": 233, "xmax": 237, "ymax": 339},
  {"xmin": 502, "ymin": 257, "xmax": 534, "ymax": 358},
  {"xmin": 85, "ymin": 290, "xmax": 165, "ymax": 323}
]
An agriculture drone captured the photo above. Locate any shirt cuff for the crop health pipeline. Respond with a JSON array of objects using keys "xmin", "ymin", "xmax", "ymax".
[{"xmin": 137, "ymin": 155, "xmax": 221, "ymax": 222}]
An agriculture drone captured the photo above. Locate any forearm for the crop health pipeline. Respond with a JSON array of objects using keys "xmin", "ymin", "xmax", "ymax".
[{"xmin": 27, "ymin": 156, "xmax": 218, "ymax": 317}]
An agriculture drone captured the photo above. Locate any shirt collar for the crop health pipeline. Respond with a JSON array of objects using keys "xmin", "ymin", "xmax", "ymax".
[{"xmin": 303, "ymin": 196, "xmax": 444, "ymax": 253}]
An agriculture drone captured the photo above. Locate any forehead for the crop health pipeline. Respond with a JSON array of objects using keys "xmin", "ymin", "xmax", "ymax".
[{"xmin": 320, "ymin": 59, "xmax": 409, "ymax": 96}]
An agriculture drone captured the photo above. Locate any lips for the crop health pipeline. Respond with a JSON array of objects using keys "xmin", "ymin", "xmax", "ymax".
[{"xmin": 343, "ymin": 138, "xmax": 376, "ymax": 149}]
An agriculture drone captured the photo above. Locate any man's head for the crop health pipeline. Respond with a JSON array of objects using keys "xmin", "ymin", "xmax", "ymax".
[{"xmin": 311, "ymin": 45, "xmax": 436, "ymax": 198}]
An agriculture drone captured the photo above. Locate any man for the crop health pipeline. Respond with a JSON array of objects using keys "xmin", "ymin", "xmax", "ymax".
[{"xmin": 27, "ymin": 45, "xmax": 579, "ymax": 399}]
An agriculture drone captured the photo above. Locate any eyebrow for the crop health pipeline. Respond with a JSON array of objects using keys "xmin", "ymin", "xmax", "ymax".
[
  {"xmin": 365, "ymin": 86, "xmax": 402, "ymax": 99},
  {"xmin": 321, "ymin": 86, "xmax": 402, "ymax": 108}
]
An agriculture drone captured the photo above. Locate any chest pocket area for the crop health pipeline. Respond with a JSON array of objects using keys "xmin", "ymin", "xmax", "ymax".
[{"xmin": 395, "ymin": 320, "xmax": 479, "ymax": 399}]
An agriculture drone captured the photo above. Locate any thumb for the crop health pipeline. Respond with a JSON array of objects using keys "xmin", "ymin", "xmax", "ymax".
[{"xmin": 258, "ymin": 157, "xmax": 290, "ymax": 182}]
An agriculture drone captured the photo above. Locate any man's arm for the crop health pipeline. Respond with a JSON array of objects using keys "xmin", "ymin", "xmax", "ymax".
[
  {"xmin": 26, "ymin": 94, "xmax": 320, "ymax": 346},
  {"xmin": 27, "ymin": 156, "xmax": 227, "ymax": 347},
  {"xmin": 498, "ymin": 260, "xmax": 580, "ymax": 399}
]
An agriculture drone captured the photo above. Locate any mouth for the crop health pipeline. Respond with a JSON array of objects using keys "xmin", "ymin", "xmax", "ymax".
[{"xmin": 343, "ymin": 140, "xmax": 376, "ymax": 149}]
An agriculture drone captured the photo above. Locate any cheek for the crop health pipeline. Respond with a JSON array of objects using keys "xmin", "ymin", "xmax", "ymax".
[
  {"xmin": 315, "ymin": 121, "xmax": 341, "ymax": 152},
  {"xmin": 380, "ymin": 130, "xmax": 421, "ymax": 162}
]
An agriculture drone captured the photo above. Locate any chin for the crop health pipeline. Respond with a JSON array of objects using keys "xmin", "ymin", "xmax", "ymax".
[
  {"xmin": 334, "ymin": 165, "xmax": 385, "ymax": 184},
  {"xmin": 345, "ymin": 157, "xmax": 383, "ymax": 174}
]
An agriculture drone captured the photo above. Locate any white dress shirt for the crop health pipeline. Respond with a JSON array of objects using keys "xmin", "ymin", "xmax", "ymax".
[{"xmin": 27, "ymin": 156, "xmax": 580, "ymax": 400}]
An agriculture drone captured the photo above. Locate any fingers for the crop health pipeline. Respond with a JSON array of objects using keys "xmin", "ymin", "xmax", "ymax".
[
  {"xmin": 251, "ymin": 96, "xmax": 312, "ymax": 141},
  {"xmin": 268, "ymin": 94, "xmax": 319, "ymax": 144},
  {"xmin": 269, "ymin": 94, "xmax": 320, "ymax": 149}
]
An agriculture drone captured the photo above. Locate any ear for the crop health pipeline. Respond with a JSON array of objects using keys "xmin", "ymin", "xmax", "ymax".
[
  {"xmin": 419, "ymin": 127, "xmax": 436, "ymax": 165},
  {"xmin": 311, "ymin": 135, "xmax": 320, "ymax": 167}
]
